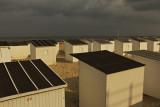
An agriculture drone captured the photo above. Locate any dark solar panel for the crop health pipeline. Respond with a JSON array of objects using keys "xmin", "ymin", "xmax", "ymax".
[
  {"xmin": 32, "ymin": 59, "xmax": 66, "ymax": 86},
  {"xmin": 71, "ymin": 51, "xmax": 144, "ymax": 74},
  {"xmin": 20, "ymin": 60, "xmax": 52, "ymax": 89},
  {"xmin": 65, "ymin": 39, "xmax": 87, "ymax": 45},
  {"xmin": 5, "ymin": 62, "xmax": 36, "ymax": 93},
  {"xmin": 30, "ymin": 40, "xmax": 57, "ymax": 47},
  {"xmin": 0, "ymin": 63, "xmax": 17, "ymax": 98}
]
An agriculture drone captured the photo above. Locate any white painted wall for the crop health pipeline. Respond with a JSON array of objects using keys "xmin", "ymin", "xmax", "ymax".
[
  {"xmin": 93, "ymin": 41, "xmax": 114, "ymax": 52},
  {"xmin": 140, "ymin": 42, "xmax": 147, "ymax": 50},
  {"xmin": 79, "ymin": 60, "xmax": 144, "ymax": 107},
  {"xmin": 146, "ymin": 40, "xmax": 160, "ymax": 52},
  {"xmin": 123, "ymin": 43, "xmax": 132, "ymax": 55},
  {"xmin": 0, "ymin": 88, "xmax": 65, "ymax": 107},
  {"xmin": 30, "ymin": 43, "xmax": 56, "ymax": 65},
  {"xmin": 79, "ymin": 61, "xmax": 106, "ymax": 107},
  {"xmin": 64, "ymin": 41, "xmax": 88, "ymax": 62},
  {"xmin": 82, "ymin": 40, "xmax": 93, "ymax": 52},
  {"xmin": 106, "ymin": 67, "xmax": 144, "ymax": 107},
  {"xmin": 10, "ymin": 45, "xmax": 29, "ymax": 59},
  {"xmin": 0, "ymin": 48, "xmax": 11, "ymax": 63},
  {"xmin": 132, "ymin": 55, "xmax": 160, "ymax": 99}
]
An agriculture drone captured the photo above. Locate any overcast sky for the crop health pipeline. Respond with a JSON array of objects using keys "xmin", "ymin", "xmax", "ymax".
[{"xmin": 0, "ymin": 0, "xmax": 160, "ymax": 37}]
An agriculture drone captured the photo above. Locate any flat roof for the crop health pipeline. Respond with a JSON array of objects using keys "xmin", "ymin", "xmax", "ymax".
[
  {"xmin": 94, "ymin": 39, "xmax": 112, "ymax": 44},
  {"xmin": 131, "ymin": 37, "xmax": 146, "ymax": 42},
  {"xmin": 146, "ymin": 37, "xmax": 159, "ymax": 41},
  {"xmin": 0, "ymin": 41, "xmax": 28, "ymax": 46},
  {"xmin": 71, "ymin": 51, "xmax": 144, "ymax": 75},
  {"xmin": 65, "ymin": 39, "xmax": 87, "ymax": 45},
  {"xmin": 125, "ymin": 50, "xmax": 160, "ymax": 61},
  {"xmin": 0, "ymin": 59, "xmax": 66, "ymax": 99},
  {"xmin": 116, "ymin": 38, "xmax": 131, "ymax": 43},
  {"xmin": 30, "ymin": 40, "xmax": 57, "ymax": 47}
]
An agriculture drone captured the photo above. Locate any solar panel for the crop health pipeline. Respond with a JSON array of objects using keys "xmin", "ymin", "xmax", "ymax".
[
  {"xmin": 5, "ymin": 62, "xmax": 37, "ymax": 93},
  {"xmin": 65, "ymin": 39, "xmax": 87, "ymax": 45},
  {"xmin": 0, "ymin": 59, "xmax": 66, "ymax": 99},
  {"xmin": 20, "ymin": 60, "xmax": 51, "ymax": 89},
  {"xmin": 30, "ymin": 40, "xmax": 57, "ymax": 47},
  {"xmin": 0, "ymin": 63, "xmax": 17, "ymax": 98},
  {"xmin": 32, "ymin": 59, "xmax": 66, "ymax": 86}
]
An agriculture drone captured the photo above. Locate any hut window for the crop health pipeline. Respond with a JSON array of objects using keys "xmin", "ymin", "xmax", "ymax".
[{"xmin": 44, "ymin": 50, "xmax": 48, "ymax": 56}]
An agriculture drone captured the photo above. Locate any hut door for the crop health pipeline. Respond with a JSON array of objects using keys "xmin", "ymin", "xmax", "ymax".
[{"xmin": 79, "ymin": 47, "xmax": 83, "ymax": 53}]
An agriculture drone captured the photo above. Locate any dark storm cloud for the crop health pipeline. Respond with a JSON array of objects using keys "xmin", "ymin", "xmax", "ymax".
[
  {"xmin": 125, "ymin": 0, "xmax": 160, "ymax": 11},
  {"xmin": 0, "ymin": 0, "xmax": 113, "ymax": 18}
]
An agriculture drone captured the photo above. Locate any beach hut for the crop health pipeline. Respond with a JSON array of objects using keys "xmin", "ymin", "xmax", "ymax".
[
  {"xmin": 0, "ymin": 41, "xmax": 30, "ymax": 59},
  {"xmin": 125, "ymin": 50, "xmax": 160, "ymax": 99},
  {"xmin": 105, "ymin": 38, "xmax": 115, "ymax": 52},
  {"xmin": 114, "ymin": 38, "xmax": 132, "ymax": 56},
  {"xmin": 93, "ymin": 39, "xmax": 114, "ymax": 52},
  {"xmin": 30, "ymin": 40, "xmax": 57, "ymax": 65},
  {"xmin": 64, "ymin": 39, "xmax": 88, "ymax": 62},
  {"xmin": 82, "ymin": 39, "xmax": 93, "ymax": 52},
  {"xmin": 0, "ymin": 59, "xmax": 67, "ymax": 107},
  {"xmin": 130, "ymin": 37, "xmax": 147, "ymax": 51},
  {"xmin": 0, "ymin": 47, "xmax": 11, "ymax": 63},
  {"xmin": 71, "ymin": 51, "xmax": 145, "ymax": 107},
  {"xmin": 145, "ymin": 38, "xmax": 160, "ymax": 52}
]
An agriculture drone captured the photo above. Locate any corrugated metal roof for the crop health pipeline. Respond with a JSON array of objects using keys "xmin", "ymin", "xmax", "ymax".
[
  {"xmin": 0, "ymin": 59, "xmax": 66, "ymax": 98},
  {"xmin": 125, "ymin": 50, "xmax": 160, "ymax": 61},
  {"xmin": 65, "ymin": 39, "xmax": 87, "ymax": 45},
  {"xmin": 71, "ymin": 51, "xmax": 144, "ymax": 75}
]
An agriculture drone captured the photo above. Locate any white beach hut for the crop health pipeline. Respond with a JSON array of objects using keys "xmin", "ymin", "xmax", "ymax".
[
  {"xmin": 130, "ymin": 37, "xmax": 147, "ymax": 51},
  {"xmin": 64, "ymin": 39, "xmax": 88, "ymax": 62},
  {"xmin": 125, "ymin": 50, "xmax": 160, "ymax": 99},
  {"xmin": 0, "ymin": 59, "xmax": 67, "ymax": 107},
  {"xmin": 71, "ymin": 51, "xmax": 145, "ymax": 107},
  {"xmin": 0, "ymin": 41, "xmax": 30, "ymax": 60},
  {"xmin": 93, "ymin": 39, "xmax": 114, "ymax": 52},
  {"xmin": 105, "ymin": 38, "xmax": 115, "ymax": 52},
  {"xmin": 30, "ymin": 40, "xmax": 57, "ymax": 65},
  {"xmin": 82, "ymin": 39, "xmax": 93, "ymax": 52},
  {"xmin": 145, "ymin": 38, "xmax": 160, "ymax": 52},
  {"xmin": 0, "ymin": 47, "xmax": 11, "ymax": 63},
  {"xmin": 114, "ymin": 38, "xmax": 132, "ymax": 56}
]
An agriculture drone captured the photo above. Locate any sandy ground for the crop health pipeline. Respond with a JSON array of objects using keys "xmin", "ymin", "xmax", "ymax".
[{"xmin": 50, "ymin": 42, "xmax": 160, "ymax": 107}]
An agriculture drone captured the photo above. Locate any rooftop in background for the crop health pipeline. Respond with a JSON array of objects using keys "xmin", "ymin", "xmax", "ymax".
[
  {"xmin": 116, "ymin": 38, "xmax": 131, "ymax": 43},
  {"xmin": 105, "ymin": 38, "xmax": 115, "ymax": 41},
  {"xmin": 125, "ymin": 50, "xmax": 160, "ymax": 61},
  {"xmin": 71, "ymin": 51, "xmax": 144, "ymax": 75},
  {"xmin": 65, "ymin": 39, "xmax": 87, "ymax": 45},
  {"xmin": 130, "ymin": 37, "xmax": 146, "ymax": 42},
  {"xmin": 145, "ymin": 37, "xmax": 159, "ymax": 41},
  {"xmin": 94, "ymin": 39, "xmax": 112, "ymax": 44},
  {"xmin": 30, "ymin": 40, "xmax": 57, "ymax": 47},
  {"xmin": 0, "ymin": 59, "xmax": 66, "ymax": 98},
  {"xmin": 0, "ymin": 41, "xmax": 28, "ymax": 46}
]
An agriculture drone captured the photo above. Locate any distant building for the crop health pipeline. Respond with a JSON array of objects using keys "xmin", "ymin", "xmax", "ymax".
[
  {"xmin": 0, "ymin": 47, "xmax": 11, "ymax": 63},
  {"xmin": 0, "ymin": 41, "xmax": 30, "ymax": 59},
  {"xmin": 64, "ymin": 39, "xmax": 88, "ymax": 62},
  {"xmin": 105, "ymin": 38, "xmax": 115, "ymax": 52},
  {"xmin": 114, "ymin": 38, "xmax": 132, "ymax": 56},
  {"xmin": 82, "ymin": 39, "xmax": 93, "ymax": 52},
  {"xmin": 0, "ymin": 59, "xmax": 67, "ymax": 107},
  {"xmin": 145, "ymin": 38, "xmax": 160, "ymax": 52},
  {"xmin": 71, "ymin": 51, "xmax": 145, "ymax": 107},
  {"xmin": 30, "ymin": 40, "xmax": 57, "ymax": 65},
  {"xmin": 130, "ymin": 37, "xmax": 147, "ymax": 51},
  {"xmin": 93, "ymin": 39, "xmax": 114, "ymax": 52},
  {"xmin": 125, "ymin": 50, "xmax": 160, "ymax": 99}
]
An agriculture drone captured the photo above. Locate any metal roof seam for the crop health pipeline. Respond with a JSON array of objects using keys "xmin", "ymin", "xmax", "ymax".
[
  {"xmin": 3, "ymin": 63, "xmax": 19, "ymax": 94},
  {"xmin": 29, "ymin": 60, "xmax": 54, "ymax": 87},
  {"xmin": 18, "ymin": 61, "xmax": 39, "ymax": 90}
]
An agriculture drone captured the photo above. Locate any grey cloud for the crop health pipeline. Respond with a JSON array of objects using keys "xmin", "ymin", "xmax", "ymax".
[
  {"xmin": 0, "ymin": 0, "xmax": 114, "ymax": 18},
  {"xmin": 125, "ymin": 0, "xmax": 160, "ymax": 11}
]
